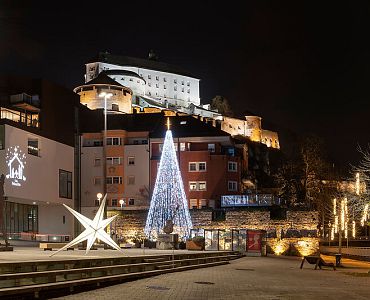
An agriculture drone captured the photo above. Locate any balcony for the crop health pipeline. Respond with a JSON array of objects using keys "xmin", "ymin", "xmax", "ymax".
[
  {"xmin": 10, "ymin": 93, "xmax": 40, "ymax": 112},
  {"xmin": 1, "ymin": 107, "xmax": 39, "ymax": 128}
]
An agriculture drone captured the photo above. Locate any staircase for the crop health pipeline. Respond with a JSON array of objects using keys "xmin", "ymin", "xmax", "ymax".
[{"xmin": 0, "ymin": 251, "xmax": 243, "ymax": 299}]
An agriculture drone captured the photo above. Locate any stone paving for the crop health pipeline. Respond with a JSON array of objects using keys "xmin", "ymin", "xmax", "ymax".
[{"xmin": 54, "ymin": 255, "xmax": 370, "ymax": 300}]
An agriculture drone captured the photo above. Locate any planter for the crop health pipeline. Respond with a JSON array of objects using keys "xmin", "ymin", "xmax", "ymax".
[{"xmin": 186, "ymin": 240, "xmax": 204, "ymax": 251}]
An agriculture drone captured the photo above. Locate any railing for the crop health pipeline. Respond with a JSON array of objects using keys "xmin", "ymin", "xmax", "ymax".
[{"xmin": 221, "ymin": 194, "xmax": 281, "ymax": 207}]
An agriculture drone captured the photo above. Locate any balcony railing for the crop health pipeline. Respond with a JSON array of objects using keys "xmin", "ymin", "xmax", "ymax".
[{"xmin": 221, "ymin": 194, "xmax": 281, "ymax": 207}]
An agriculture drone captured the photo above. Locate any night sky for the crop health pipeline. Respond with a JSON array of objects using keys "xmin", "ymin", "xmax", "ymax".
[{"xmin": 1, "ymin": 1, "xmax": 370, "ymax": 169}]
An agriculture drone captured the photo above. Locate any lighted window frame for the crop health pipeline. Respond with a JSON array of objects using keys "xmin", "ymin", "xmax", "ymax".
[
  {"xmin": 189, "ymin": 162, "xmax": 197, "ymax": 172},
  {"xmin": 189, "ymin": 181, "xmax": 197, "ymax": 191},
  {"xmin": 198, "ymin": 162, "xmax": 206, "ymax": 172},
  {"xmin": 198, "ymin": 181, "xmax": 206, "ymax": 191},
  {"xmin": 128, "ymin": 156, "xmax": 135, "ymax": 166}
]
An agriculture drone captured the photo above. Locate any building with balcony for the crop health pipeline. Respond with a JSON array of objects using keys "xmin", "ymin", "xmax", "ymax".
[{"xmin": 0, "ymin": 75, "xmax": 79, "ymax": 240}]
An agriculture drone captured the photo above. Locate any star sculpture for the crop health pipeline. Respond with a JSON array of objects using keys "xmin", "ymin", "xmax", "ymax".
[{"xmin": 51, "ymin": 194, "xmax": 123, "ymax": 256}]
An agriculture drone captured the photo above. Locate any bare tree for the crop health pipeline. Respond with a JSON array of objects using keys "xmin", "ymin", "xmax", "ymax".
[{"xmin": 210, "ymin": 95, "xmax": 234, "ymax": 117}]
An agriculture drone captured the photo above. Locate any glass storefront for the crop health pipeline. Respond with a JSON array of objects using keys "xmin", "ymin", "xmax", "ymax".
[{"xmin": 4, "ymin": 201, "xmax": 38, "ymax": 239}]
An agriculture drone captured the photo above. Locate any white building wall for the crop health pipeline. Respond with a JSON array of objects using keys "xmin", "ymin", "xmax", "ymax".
[
  {"xmin": 123, "ymin": 144, "xmax": 150, "ymax": 209},
  {"xmin": 0, "ymin": 125, "xmax": 74, "ymax": 235},
  {"xmin": 86, "ymin": 62, "xmax": 200, "ymax": 108}
]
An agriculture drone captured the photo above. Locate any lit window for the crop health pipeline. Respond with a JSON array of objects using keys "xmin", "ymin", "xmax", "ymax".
[
  {"xmin": 59, "ymin": 169, "xmax": 72, "ymax": 199},
  {"xmin": 189, "ymin": 182, "xmax": 197, "ymax": 191},
  {"xmin": 198, "ymin": 182, "xmax": 206, "ymax": 191},
  {"xmin": 190, "ymin": 199, "xmax": 198, "ymax": 209},
  {"xmin": 128, "ymin": 156, "xmax": 135, "ymax": 165},
  {"xmin": 208, "ymin": 144, "xmax": 215, "ymax": 153},
  {"xmin": 180, "ymin": 143, "xmax": 186, "ymax": 151},
  {"xmin": 189, "ymin": 163, "xmax": 197, "ymax": 172},
  {"xmin": 128, "ymin": 176, "xmax": 135, "ymax": 185},
  {"xmin": 228, "ymin": 161, "xmax": 237, "ymax": 172},
  {"xmin": 228, "ymin": 181, "xmax": 237, "ymax": 191},
  {"xmin": 198, "ymin": 162, "xmax": 206, "ymax": 171},
  {"xmin": 28, "ymin": 138, "xmax": 39, "ymax": 156}
]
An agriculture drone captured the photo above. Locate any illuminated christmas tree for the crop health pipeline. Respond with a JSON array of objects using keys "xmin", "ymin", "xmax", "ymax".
[{"xmin": 144, "ymin": 120, "xmax": 193, "ymax": 240}]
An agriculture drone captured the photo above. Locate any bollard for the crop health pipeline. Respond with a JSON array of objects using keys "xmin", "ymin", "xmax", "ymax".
[{"xmin": 335, "ymin": 253, "xmax": 342, "ymax": 267}]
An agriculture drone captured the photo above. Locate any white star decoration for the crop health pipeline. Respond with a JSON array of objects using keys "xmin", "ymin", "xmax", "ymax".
[{"xmin": 51, "ymin": 194, "xmax": 123, "ymax": 256}]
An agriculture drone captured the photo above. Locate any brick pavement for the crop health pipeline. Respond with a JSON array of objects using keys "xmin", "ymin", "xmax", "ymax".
[{"xmin": 55, "ymin": 255, "xmax": 370, "ymax": 300}]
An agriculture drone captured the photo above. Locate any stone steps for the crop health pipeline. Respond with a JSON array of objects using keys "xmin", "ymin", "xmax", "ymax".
[{"xmin": 0, "ymin": 251, "xmax": 243, "ymax": 299}]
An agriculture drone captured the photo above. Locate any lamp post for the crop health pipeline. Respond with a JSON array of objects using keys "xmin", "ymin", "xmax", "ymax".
[
  {"xmin": 98, "ymin": 92, "xmax": 113, "ymax": 218},
  {"xmin": 119, "ymin": 199, "xmax": 124, "ymax": 210},
  {"xmin": 97, "ymin": 193, "xmax": 103, "ymax": 205}
]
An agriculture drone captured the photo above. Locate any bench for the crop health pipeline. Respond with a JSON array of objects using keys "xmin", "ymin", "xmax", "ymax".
[
  {"xmin": 39, "ymin": 243, "xmax": 76, "ymax": 251},
  {"xmin": 300, "ymin": 255, "xmax": 336, "ymax": 271}
]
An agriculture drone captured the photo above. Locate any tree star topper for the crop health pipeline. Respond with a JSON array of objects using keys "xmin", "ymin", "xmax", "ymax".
[{"xmin": 51, "ymin": 194, "xmax": 122, "ymax": 256}]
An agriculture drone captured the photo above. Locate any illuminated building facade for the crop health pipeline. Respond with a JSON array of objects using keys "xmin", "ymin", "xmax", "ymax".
[{"xmin": 0, "ymin": 76, "xmax": 78, "ymax": 240}]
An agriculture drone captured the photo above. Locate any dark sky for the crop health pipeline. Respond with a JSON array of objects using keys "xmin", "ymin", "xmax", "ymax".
[{"xmin": 1, "ymin": 1, "xmax": 370, "ymax": 169}]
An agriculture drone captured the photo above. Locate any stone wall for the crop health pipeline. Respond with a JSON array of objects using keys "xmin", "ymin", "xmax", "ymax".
[{"xmin": 108, "ymin": 208, "xmax": 319, "ymax": 242}]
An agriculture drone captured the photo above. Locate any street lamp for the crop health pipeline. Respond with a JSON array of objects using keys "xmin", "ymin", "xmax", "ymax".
[
  {"xmin": 98, "ymin": 92, "xmax": 113, "ymax": 215},
  {"xmin": 97, "ymin": 193, "xmax": 103, "ymax": 205},
  {"xmin": 119, "ymin": 199, "xmax": 125, "ymax": 209}
]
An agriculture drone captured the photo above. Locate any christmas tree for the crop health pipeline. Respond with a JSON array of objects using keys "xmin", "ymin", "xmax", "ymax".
[{"xmin": 144, "ymin": 123, "xmax": 192, "ymax": 240}]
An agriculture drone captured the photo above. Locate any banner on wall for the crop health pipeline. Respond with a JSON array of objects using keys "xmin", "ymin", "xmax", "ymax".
[{"xmin": 247, "ymin": 230, "xmax": 262, "ymax": 252}]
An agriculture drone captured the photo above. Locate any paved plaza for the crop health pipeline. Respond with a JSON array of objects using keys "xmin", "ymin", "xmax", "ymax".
[{"xmin": 53, "ymin": 255, "xmax": 370, "ymax": 300}]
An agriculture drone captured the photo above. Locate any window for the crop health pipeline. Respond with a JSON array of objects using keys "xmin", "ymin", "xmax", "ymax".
[
  {"xmin": 228, "ymin": 181, "xmax": 238, "ymax": 191},
  {"xmin": 189, "ymin": 162, "xmax": 197, "ymax": 172},
  {"xmin": 106, "ymin": 177, "xmax": 122, "ymax": 184},
  {"xmin": 93, "ymin": 177, "xmax": 101, "ymax": 185},
  {"xmin": 200, "ymin": 199, "xmax": 207, "ymax": 209},
  {"xmin": 208, "ymin": 143, "xmax": 215, "ymax": 153},
  {"xmin": 212, "ymin": 210, "xmax": 226, "ymax": 221},
  {"xmin": 107, "ymin": 157, "xmax": 121, "ymax": 165},
  {"xmin": 174, "ymin": 86, "xmax": 177, "ymax": 91},
  {"xmin": 228, "ymin": 161, "xmax": 237, "ymax": 172},
  {"xmin": 181, "ymin": 81, "xmax": 184, "ymax": 85},
  {"xmin": 148, "ymin": 83, "xmax": 151, "ymax": 87},
  {"xmin": 198, "ymin": 182, "xmax": 206, "ymax": 191},
  {"xmin": 128, "ymin": 198, "xmax": 135, "ymax": 205},
  {"xmin": 187, "ymin": 89, "xmax": 190, "ymax": 94},
  {"xmin": 187, "ymin": 82, "xmax": 190, "ymax": 87},
  {"xmin": 181, "ymin": 87, "xmax": 184, "ymax": 92},
  {"xmin": 189, "ymin": 182, "xmax": 197, "ymax": 191},
  {"xmin": 156, "ymin": 83, "xmax": 159, "ymax": 88},
  {"xmin": 93, "ymin": 140, "xmax": 103, "ymax": 146},
  {"xmin": 156, "ymin": 76, "xmax": 159, "ymax": 81},
  {"xmin": 128, "ymin": 156, "xmax": 135, "ymax": 165},
  {"xmin": 164, "ymin": 77, "xmax": 167, "ymax": 82},
  {"xmin": 174, "ymin": 79, "xmax": 177, "ymax": 84},
  {"xmin": 111, "ymin": 199, "xmax": 117, "ymax": 206},
  {"xmin": 190, "ymin": 199, "xmax": 198, "ymax": 209},
  {"xmin": 95, "ymin": 200, "xmax": 100, "ymax": 207},
  {"xmin": 198, "ymin": 162, "xmax": 206, "ymax": 171},
  {"xmin": 164, "ymin": 85, "xmax": 167, "ymax": 89},
  {"xmin": 128, "ymin": 176, "xmax": 135, "ymax": 185},
  {"xmin": 59, "ymin": 169, "xmax": 72, "ymax": 199},
  {"xmin": 112, "ymin": 103, "xmax": 119, "ymax": 111},
  {"xmin": 174, "ymin": 94, "xmax": 177, "ymax": 99},
  {"xmin": 148, "ymin": 75, "xmax": 151, "ymax": 79},
  {"xmin": 94, "ymin": 157, "xmax": 101, "ymax": 166},
  {"xmin": 28, "ymin": 138, "xmax": 39, "ymax": 156},
  {"xmin": 180, "ymin": 143, "xmax": 186, "ymax": 151},
  {"xmin": 129, "ymin": 78, "xmax": 133, "ymax": 82},
  {"xmin": 106, "ymin": 137, "xmax": 121, "ymax": 146}
]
